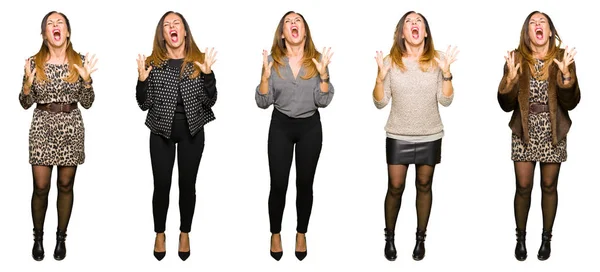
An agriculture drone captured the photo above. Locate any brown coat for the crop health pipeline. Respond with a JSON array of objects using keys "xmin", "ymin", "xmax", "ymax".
[{"xmin": 498, "ymin": 49, "xmax": 580, "ymax": 145}]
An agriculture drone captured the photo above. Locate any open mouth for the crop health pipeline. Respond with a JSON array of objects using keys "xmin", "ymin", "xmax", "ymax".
[
  {"xmin": 535, "ymin": 27, "xmax": 543, "ymax": 40},
  {"xmin": 411, "ymin": 27, "xmax": 419, "ymax": 39},
  {"xmin": 170, "ymin": 30, "xmax": 179, "ymax": 43},
  {"xmin": 291, "ymin": 26, "xmax": 299, "ymax": 38},
  {"xmin": 52, "ymin": 29, "xmax": 61, "ymax": 41}
]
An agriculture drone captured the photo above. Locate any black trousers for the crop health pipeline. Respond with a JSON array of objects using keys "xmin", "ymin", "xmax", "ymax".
[
  {"xmin": 150, "ymin": 118, "xmax": 205, "ymax": 233},
  {"xmin": 268, "ymin": 109, "xmax": 322, "ymax": 234}
]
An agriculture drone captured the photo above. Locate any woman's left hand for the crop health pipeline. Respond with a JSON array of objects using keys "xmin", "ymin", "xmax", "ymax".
[
  {"xmin": 312, "ymin": 47, "xmax": 334, "ymax": 80},
  {"xmin": 195, "ymin": 47, "xmax": 217, "ymax": 74},
  {"xmin": 553, "ymin": 45, "xmax": 576, "ymax": 76},
  {"xmin": 434, "ymin": 45, "xmax": 459, "ymax": 76},
  {"xmin": 74, "ymin": 52, "xmax": 98, "ymax": 83}
]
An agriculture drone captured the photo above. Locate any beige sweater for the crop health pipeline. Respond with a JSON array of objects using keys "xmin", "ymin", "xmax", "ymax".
[{"xmin": 374, "ymin": 54, "xmax": 453, "ymax": 142}]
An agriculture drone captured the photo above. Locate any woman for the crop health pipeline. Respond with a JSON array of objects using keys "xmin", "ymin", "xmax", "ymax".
[
  {"xmin": 136, "ymin": 11, "xmax": 217, "ymax": 261},
  {"xmin": 372, "ymin": 11, "xmax": 457, "ymax": 261},
  {"xmin": 19, "ymin": 11, "xmax": 97, "ymax": 261},
  {"xmin": 498, "ymin": 11, "xmax": 580, "ymax": 261},
  {"xmin": 255, "ymin": 11, "xmax": 334, "ymax": 261}
]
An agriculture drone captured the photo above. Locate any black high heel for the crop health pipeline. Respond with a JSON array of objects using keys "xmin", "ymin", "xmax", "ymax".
[
  {"xmin": 178, "ymin": 233, "xmax": 190, "ymax": 261},
  {"xmin": 53, "ymin": 229, "xmax": 67, "ymax": 261},
  {"xmin": 295, "ymin": 233, "xmax": 307, "ymax": 261},
  {"xmin": 515, "ymin": 228, "xmax": 527, "ymax": 261},
  {"xmin": 153, "ymin": 233, "xmax": 166, "ymax": 261},
  {"xmin": 270, "ymin": 233, "xmax": 283, "ymax": 261},
  {"xmin": 32, "ymin": 229, "xmax": 44, "ymax": 261},
  {"xmin": 384, "ymin": 228, "xmax": 397, "ymax": 261},
  {"xmin": 537, "ymin": 230, "xmax": 552, "ymax": 261},
  {"xmin": 412, "ymin": 229, "xmax": 426, "ymax": 261}
]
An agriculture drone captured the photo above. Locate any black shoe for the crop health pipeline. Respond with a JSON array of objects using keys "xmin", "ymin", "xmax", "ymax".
[
  {"xmin": 178, "ymin": 233, "xmax": 190, "ymax": 261},
  {"xmin": 270, "ymin": 234, "xmax": 283, "ymax": 261},
  {"xmin": 384, "ymin": 228, "xmax": 397, "ymax": 261},
  {"xmin": 295, "ymin": 233, "xmax": 307, "ymax": 261},
  {"xmin": 515, "ymin": 228, "xmax": 527, "ymax": 261},
  {"xmin": 154, "ymin": 233, "xmax": 166, "ymax": 261},
  {"xmin": 412, "ymin": 229, "xmax": 426, "ymax": 261},
  {"xmin": 537, "ymin": 230, "xmax": 552, "ymax": 261},
  {"xmin": 32, "ymin": 229, "xmax": 44, "ymax": 261},
  {"xmin": 53, "ymin": 229, "xmax": 67, "ymax": 261}
]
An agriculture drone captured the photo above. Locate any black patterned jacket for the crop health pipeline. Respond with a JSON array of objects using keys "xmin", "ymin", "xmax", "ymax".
[{"xmin": 136, "ymin": 59, "xmax": 217, "ymax": 139}]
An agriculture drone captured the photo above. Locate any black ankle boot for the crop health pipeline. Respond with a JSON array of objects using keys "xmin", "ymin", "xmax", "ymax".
[
  {"xmin": 53, "ymin": 230, "xmax": 67, "ymax": 261},
  {"xmin": 515, "ymin": 229, "xmax": 527, "ymax": 261},
  {"xmin": 412, "ymin": 229, "xmax": 426, "ymax": 261},
  {"xmin": 32, "ymin": 229, "xmax": 44, "ymax": 261},
  {"xmin": 537, "ymin": 230, "xmax": 552, "ymax": 261},
  {"xmin": 384, "ymin": 228, "xmax": 397, "ymax": 261}
]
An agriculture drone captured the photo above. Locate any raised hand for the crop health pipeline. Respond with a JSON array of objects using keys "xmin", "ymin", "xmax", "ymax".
[
  {"xmin": 434, "ymin": 45, "xmax": 459, "ymax": 75},
  {"xmin": 74, "ymin": 52, "xmax": 98, "ymax": 82},
  {"xmin": 137, "ymin": 54, "xmax": 152, "ymax": 81},
  {"xmin": 504, "ymin": 50, "xmax": 521, "ymax": 82},
  {"xmin": 261, "ymin": 49, "xmax": 273, "ymax": 80},
  {"xmin": 375, "ymin": 51, "xmax": 391, "ymax": 82},
  {"xmin": 312, "ymin": 47, "xmax": 334, "ymax": 79},
  {"xmin": 23, "ymin": 58, "xmax": 36, "ymax": 94},
  {"xmin": 553, "ymin": 45, "xmax": 576, "ymax": 76},
  {"xmin": 194, "ymin": 47, "xmax": 217, "ymax": 74}
]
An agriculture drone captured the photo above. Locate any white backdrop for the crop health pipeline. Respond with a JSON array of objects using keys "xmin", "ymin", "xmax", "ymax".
[{"xmin": 1, "ymin": 0, "xmax": 597, "ymax": 271}]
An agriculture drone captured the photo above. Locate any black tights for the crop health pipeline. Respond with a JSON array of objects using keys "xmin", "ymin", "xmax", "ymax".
[
  {"xmin": 384, "ymin": 164, "xmax": 435, "ymax": 232},
  {"xmin": 31, "ymin": 165, "xmax": 77, "ymax": 232},
  {"xmin": 514, "ymin": 161, "xmax": 560, "ymax": 232}
]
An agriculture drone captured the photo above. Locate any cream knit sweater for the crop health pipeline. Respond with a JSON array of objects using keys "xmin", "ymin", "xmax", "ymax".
[{"xmin": 373, "ymin": 54, "xmax": 453, "ymax": 142}]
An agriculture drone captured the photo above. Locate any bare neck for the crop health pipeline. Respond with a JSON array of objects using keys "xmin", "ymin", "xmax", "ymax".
[
  {"xmin": 47, "ymin": 43, "xmax": 68, "ymax": 64},
  {"xmin": 530, "ymin": 43, "xmax": 549, "ymax": 59},
  {"xmin": 167, "ymin": 44, "xmax": 186, "ymax": 59},
  {"xmin": 404, "ymin": 42, "xmax": 424, "ymax": 60},
  {"xmin": 285, "ymin": 42, "xmax": 305, "ymax": 60}
]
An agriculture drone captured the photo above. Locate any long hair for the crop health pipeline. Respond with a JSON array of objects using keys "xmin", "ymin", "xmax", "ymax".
[
  {"xmin": 146, "ymin": 11, "xmax": 205, "ymax": 79},
  {"xmin": 270, "ymin": 11, "xmax": 320, "ymax": 80},
  {"xmin": 389, "ymin": 11, "xmax": 438, "ymax": 72},
  {"xmin": 34, "ymin": 11, "xmax": 83, "ymax": 83},
  {"xmin": 517, "ymin": 11, "xmax": 561, "ymax": 80}
]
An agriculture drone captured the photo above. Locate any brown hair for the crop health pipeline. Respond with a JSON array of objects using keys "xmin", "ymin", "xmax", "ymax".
[
  {"xmin": 517, "ymin": 11, "xmax": 561, "ymax": 80},
  {"xmin": 34, "ymin": 11, "xmax": 83, "ymax": 83},
  {"xmin": 389, "ymin": 11, "xmax": 438, "ymax": 72},
  {"xmin": 270, "ymin": 11, "xmax": 320, "ymax": 80},
  {"xmin": 145, "ymin": 11, "xmax": 205, "ymax": 79}
]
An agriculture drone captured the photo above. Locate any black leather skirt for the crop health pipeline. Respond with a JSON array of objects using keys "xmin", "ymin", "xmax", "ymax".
[{"xmin": 386, "ymin": 138, "xmax": 442, "ymax": 165}]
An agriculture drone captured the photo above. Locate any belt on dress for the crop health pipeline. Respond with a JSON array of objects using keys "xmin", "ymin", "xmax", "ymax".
[
  {"xmin": 529, "ymin": 103, "xmax": 549, "ymax": 114},
  {"xmin": 36, "ymin": 102, "xmax": 78, "ymax": 113}
]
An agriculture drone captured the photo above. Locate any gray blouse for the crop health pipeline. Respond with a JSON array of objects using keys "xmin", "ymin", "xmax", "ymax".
[{"xmin": 255, "ymin": 55, "xmax": 334, "ymax": 118}]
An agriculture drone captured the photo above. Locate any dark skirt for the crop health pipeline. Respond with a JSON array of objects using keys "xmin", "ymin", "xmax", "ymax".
[{"xmin": 386, "ymin": 138, "xmax": 442, "ymax": 165}]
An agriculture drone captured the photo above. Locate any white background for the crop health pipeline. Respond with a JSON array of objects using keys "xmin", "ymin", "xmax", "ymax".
[{"xmin": 1, "ymin": 0, "xmax": 597, "ymax": 271}]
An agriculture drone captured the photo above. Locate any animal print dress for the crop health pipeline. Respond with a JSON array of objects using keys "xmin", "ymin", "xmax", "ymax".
[
  {"xmin": 511, "ymin": 59, "xmax": 567, "ymax": 163},
  {"xmin": 19, "ymin": 57, "xmax": 95, "ymax": 166}
]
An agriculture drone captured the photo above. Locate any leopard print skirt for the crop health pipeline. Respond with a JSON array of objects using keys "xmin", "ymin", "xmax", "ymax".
[
  {"xmin": 511, "ymin": 112, "xmax": 567, "ymax": 163},
  {"xmin": 28, "ymin": 108, "xmax": 85, "ymax": 166}
]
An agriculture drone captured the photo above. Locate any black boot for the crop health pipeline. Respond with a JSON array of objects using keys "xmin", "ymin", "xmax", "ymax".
[
  {"xmin": 53, "ymin": 229, "xmax": 67, "ymax": 261},
  {"xmin": 537, "ymin": 230, "xmax": 552, "ymax": 261},
  {"xmin": 384, "ymin": 228, "xmax": 397, "ymax": 261},
  {"xmin": 412, "ymin": 229, "xmax": 426, "ymax": 261},
  {"xmin": 514, "ymin": 229, "xmax": 527, "ymax": 261},
  {"xmin": 32, "ymin": 229, "xmax": 44, "ymax": 261}
]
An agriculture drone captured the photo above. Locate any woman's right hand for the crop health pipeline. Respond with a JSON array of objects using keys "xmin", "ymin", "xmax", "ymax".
[
  {"xmin": 23, "ymin": 58, "xmax": 36, "ymax": 95},
  {"xmin": 504, "ymin": 50, "xmax": 521, "ymax": 83},
  {"xmin": 261, "ymin": 50, "xmax": 273, "ymax": 81},
  {"xmin": 137, "ymin": 54, "xmax": 152, "ymax": 81},
  {"xmin": 375, "ymin": 51, "xmax": 391, "ymax": 83}
]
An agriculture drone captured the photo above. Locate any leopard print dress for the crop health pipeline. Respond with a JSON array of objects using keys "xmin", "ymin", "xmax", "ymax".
[
  {"xmin": 19, "ymin": 56, "xmax": 95, "ymax": 166},
  {"xmin": 511, "ymin": 59, "xmax": 567, "ymax": 163}
]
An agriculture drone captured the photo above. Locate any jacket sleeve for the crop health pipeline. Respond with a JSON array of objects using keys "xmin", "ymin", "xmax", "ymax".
[
  {"xmin": 555, "ymin": 61, "xmax": 580, "ymax": 111},
  {"xmin": 497, "ymin": 53, "xmax": 520, "ymax": 112},
  {"xmin": 136, "ymin": 73, "xmax": 153, "ymax": 111},
  {"xmin": 200, "ymin": 72, "xmax": 217, "ymax": 107}
]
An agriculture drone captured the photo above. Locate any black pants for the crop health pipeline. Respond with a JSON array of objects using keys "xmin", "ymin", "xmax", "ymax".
[
  {"xmin": 150, "ymin": 118, "xmax": 205, "ymax": 233},
  {"xmin": 268, "ymin": 109, "xmax": 323, "ymax": 234}
]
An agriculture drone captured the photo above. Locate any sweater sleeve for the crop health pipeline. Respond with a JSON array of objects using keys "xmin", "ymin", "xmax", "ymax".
[
  {"xmin": 436, "ymin": 53, "xmax": 453, "ymax": 107},
  {"xmin": 374, "ymin": 58, "xmax": 392, "ymax": 109}
]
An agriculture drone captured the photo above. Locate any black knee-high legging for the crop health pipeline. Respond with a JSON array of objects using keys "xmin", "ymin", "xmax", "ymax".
[
  {"xmin": 268, "ymin": 109, "xmax": 322, "ymax": 234},
  {"xmin": 150, "ymin": 118, "xmax": 205, "ymax": 233}
]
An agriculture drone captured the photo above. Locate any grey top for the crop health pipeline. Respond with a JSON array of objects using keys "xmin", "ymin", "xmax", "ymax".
[{"xmin": 255, "ymin": 55, "xmax": 334, "ymax": 118}]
